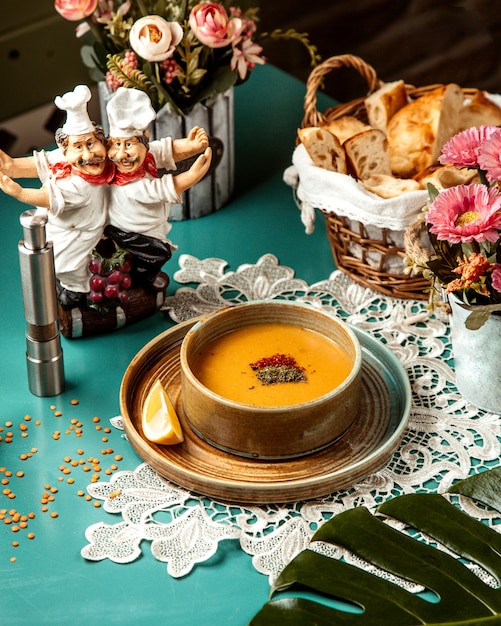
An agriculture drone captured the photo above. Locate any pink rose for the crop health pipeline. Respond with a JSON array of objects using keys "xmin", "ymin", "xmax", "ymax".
[
  {"xmin": 129, "ymin": 16, "xmax": 183, "ymax": 63},
  {"xmin": 189, "ymin": 3, "xmax": 243, "ymax": 49},
  {"xmin": 54, "ymin": 0, "xmax": 98, "ymax": 21}
]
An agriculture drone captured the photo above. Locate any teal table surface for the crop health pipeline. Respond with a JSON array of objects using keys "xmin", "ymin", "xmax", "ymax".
[{"xmin": 0, "ymin": 65, "xmax": 335, "ymax": 625}]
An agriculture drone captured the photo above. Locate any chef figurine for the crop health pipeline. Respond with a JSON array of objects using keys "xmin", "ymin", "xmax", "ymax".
[
  {"xmin": 0, "ymin": 85, "xmax": 113, "ymax": 309},
  {"xmin": 104, "ymin": 87, "xmax": 212, "ymax": 291}
]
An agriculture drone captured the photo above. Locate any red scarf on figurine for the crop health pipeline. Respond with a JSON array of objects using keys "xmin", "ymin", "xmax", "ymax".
[
  {"xmin": 50, "ymin": 159, "xmax": 115, "ymax": 184},
  {"xmin": 111, "ymin": 152, "xmax": 159, "ymax": 186}
]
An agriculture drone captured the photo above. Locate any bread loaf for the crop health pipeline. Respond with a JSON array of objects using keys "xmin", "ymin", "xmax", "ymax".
[
  {"xmin": 344, "ymin": 128, "xmax": 391, "ymax": 179},
  {"xmin": 458, "ymin": 90, "xmax": 501, "ymax": 130},
  {"xmin": 365, "ymin": 80, "xmax": 408, "ymax": 131},
  {"xmin": 297, "ymin": 127, "xmax": 347, "ymax": 173},
  {"xmin": 321, "ymin": 115, "xmax": 370, "ymax": 144},
  {"xmin": 387, "ymin": 83, "xmax": 464, "ymax": 178},
  {"xmin": 414, "ymin": 163, "xmax": 480, "ymax": 190},
  {"xmin": 361, "ymin": 174, "xmax": 422, "ymax": 198}
]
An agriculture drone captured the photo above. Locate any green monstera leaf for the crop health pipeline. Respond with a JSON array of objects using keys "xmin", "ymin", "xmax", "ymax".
[{"xmin": 249, "ymin": 470, "xmax": 501, "ymax": 625}]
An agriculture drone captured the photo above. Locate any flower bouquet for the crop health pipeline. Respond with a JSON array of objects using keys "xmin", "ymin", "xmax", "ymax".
[
  {"xmin": 405, "ymin": 125, "xmax": 501, "ymax": 329},
  {"xmin": 54, "ymin": 0, "xmax": 319, "ymax": 115}
]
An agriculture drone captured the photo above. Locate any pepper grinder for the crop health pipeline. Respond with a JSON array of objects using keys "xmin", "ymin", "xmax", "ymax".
[{"xmin": 18, "ymin": 209, "xmax": 65, "ymax": 396}]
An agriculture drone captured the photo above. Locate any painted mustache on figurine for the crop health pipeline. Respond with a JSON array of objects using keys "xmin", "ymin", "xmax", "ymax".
[
  {"xmin": 78, "ymin": 157, "xmax": 106, "ymax": 166},
  {"xmin": 109, "ymin": 156, "xmax": 138, "ymax": 165}
]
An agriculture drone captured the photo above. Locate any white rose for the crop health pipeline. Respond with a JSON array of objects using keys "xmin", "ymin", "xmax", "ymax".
[{"xmin": 129, "ymin": 16, "xmax": 183, "ymax": 63}]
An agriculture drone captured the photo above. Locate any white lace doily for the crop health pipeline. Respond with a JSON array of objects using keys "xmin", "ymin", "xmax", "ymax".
[{"xmin": 81, "ymin": 253, "xmax": 501, "ymax": 580}]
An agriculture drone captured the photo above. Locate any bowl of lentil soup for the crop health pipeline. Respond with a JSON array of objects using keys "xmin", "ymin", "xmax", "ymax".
[{"xmin": 179, "ymin": 300, "xmax": 362, "ymax": 459}]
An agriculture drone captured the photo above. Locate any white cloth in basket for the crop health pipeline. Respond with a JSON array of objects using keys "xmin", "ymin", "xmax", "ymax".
[{"xmin": 285, "ymin": 144, "xmax": 428, "ymax": 234}]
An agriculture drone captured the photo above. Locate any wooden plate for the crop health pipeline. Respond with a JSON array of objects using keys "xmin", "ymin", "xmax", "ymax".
[{"xmin": 120, "ymin": 319, "xmax": 411, "ymax": 504}]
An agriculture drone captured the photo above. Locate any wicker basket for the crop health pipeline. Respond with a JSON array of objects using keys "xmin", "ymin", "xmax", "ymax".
[{"xmin": 299, "ymin": 54, "xmax": 477, "ymax": 300}]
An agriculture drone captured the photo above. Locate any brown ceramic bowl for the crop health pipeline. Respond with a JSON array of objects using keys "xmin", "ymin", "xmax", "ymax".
[{"xmin": 179, "ymin": 300, "xmax": 362, "ymax": 460}]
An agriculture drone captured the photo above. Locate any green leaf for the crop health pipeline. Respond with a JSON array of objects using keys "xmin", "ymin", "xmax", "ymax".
[
  {"xmin": 249, "ymin": 469, "xmax": 501, "ymax": 625},
  {"xmin": 463, "ymin": 305, "xmax": 501, "ymax": 330},
  {"xmin": 448, "ymin": 467, "xmax": 501, "ymax": 513}
]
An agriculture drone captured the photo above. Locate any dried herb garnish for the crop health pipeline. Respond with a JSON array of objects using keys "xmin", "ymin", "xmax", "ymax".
[{"xmin": 249, "ymin": 353, "xmax": 306, "ymax": 385}]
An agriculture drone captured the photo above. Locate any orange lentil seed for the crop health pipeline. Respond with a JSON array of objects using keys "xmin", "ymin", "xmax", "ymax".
[
  {"xmin": 50, "ymin": 512, "xmax": 58, "ymax": 518},
  {"xmin": 70, "ymin": 399, "xmax": 79, "ymax": 405},
  {"xmin": 27, "ymin": 532, "xmax": 35, "ymax": 539}
]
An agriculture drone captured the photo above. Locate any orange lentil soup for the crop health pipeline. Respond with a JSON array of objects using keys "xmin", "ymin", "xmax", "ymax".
[{"xmin": 190, "ymin": 322, "xmax": 354, "ymax": 407}]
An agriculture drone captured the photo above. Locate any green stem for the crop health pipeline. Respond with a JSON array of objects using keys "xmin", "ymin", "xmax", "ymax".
[
  {"xmin": 150, "ymin": 71, "xmax": 185, "ymax": 116},
  {"xmin": 137, "ymin": 0, "xmax": 148, "ymax": 16},
  {"xmin": 86, "ymin": 17, "xmax": 105, "ymax": 47},
  {"xmin": 180, "ymin": 0, "xmax": 189, "ymax": 20},
  {"xmin": 478, "ymin": 168, "xmax": 490, "ymax": 186}
]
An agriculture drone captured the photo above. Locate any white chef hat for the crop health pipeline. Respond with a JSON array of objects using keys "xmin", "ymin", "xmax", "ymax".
[
  {"xmin": 54, "ymin": 85, "xmax": 94, "ymax": 136},
  {"xmin": 106, "ymin": 87, "xmax": 156, "ymax": 138}
]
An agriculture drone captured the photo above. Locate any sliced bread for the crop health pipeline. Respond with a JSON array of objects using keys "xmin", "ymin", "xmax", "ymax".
[
  {"xmin": 365, "ymin": 79, "xmax": 408, "ymax": 131},
  {"xmin": 297, "ymin": 127, "xmax": 347, "ymax": 173},
  {"xmin": 344, "ymin": 128, "xmax": 391, "ymax": 179}
]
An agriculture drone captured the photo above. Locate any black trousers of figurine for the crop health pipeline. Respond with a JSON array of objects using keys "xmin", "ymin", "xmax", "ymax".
[{"xmin": 104, "ymin": 224, "xmax": 172, "ymax": 285}]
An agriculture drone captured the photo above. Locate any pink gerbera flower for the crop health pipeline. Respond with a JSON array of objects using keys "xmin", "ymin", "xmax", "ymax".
[
  {"xmin": 491, "ymin": 264, "xmax": 501, "ymax": 293},
  {"xmin": 439, "ymin": 125, "xmax": 499, "ymax": 168},
  {"xmin": 478, "ymin": 129, "xmax": 501, "ymax": 182},
  {"xmin": 426, "ymin": 183, "xmax": 501, "ymax": 244}
]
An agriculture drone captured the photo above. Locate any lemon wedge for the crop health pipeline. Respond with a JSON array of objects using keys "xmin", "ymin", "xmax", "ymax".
[{"xmin": 141, "ymin": 379, "xmax": 184, "ymax": 445}]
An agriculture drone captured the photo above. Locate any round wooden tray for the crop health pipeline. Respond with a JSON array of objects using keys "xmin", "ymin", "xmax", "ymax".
[{"xmin": 120, "ymin": 319, "xmax": 411, "ymax": 504}]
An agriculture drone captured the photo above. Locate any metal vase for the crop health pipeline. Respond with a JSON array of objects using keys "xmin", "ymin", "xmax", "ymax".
[
  {"xmin": 98, "ymin": 84, "xmax": 234, "ymax": 220},
  {"xmin": 448, "ymin": 293, "xmax": 501, "ymax": 413}
]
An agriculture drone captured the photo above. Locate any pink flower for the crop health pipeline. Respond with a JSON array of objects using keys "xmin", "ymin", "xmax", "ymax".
[
  {"xmin": 189, "ymin": 3, "xmax": 243, "ymax": 48},
  {"xmin": 231, "ymin": 38, "xmax": 265, "ymax": 80},
  {"xmin": 129, "ymin": 16, "xmax": 183, "ymax": 63},
  {"xmin": 426, "ymin": 184, "xmax": 501, "ymax": 244},
  {"xmin": 54, "ymin": 0, "xmax": 98, "ymax": 21},
  {"xmin": 478, "ymin": 129, "xmax": 501, "ymax": 182},
  {"xmin": 491, "ymin": 264, "xmax": 501, "ymax": 293},
  {"xmin": 439, "ymin": 125, "xmax": 499, "ymax": 168}
]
